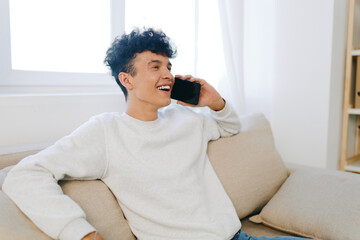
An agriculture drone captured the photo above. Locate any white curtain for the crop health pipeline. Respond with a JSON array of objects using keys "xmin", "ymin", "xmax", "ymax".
[{"xmin": 217, "ymin": 0, "xmax": 246, "ymax": 115}]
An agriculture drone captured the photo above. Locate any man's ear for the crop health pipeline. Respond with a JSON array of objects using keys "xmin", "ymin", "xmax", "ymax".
[{"xmin": 118, "ymin": 72, "xmax": 134, "ymax": 90}]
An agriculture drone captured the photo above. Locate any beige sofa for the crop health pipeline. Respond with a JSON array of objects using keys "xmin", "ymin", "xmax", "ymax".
[{"xmin": 0, "ymin": 113, "xmax": 359, "ymax": 240}]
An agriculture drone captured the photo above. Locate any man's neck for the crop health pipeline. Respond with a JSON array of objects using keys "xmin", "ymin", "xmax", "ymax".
[{"xmin": 125, "ymin": 102, "xmax": 159, "ymax": 121}]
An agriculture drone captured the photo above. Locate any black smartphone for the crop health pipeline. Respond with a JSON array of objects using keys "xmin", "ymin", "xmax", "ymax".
[{"xmin": 171, "ymin": 77, "xmax": 201, "ymax": 105}]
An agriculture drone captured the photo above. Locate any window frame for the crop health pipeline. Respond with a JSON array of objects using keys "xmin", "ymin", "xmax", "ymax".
[
  {"xmin": 0, "ymin": 0, "xmax": 202, "ymax": 94},
  {"xmin": 0, "ymin": 0, "xmax": 125, "ymax": 90}
]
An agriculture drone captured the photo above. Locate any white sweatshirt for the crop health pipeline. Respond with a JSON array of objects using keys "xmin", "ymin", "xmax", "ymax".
[{"xmin": 3, "ymin": 103, "xmax": 241, "ymax": 240}]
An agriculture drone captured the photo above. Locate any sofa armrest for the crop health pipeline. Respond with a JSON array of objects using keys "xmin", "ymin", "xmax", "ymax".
[
  {"xmin": 250, "ymin": 167, "xmax": 360, "ymax": 239},
  {"xmin": 284, "ymin": 161, "xmax": 325, "ymax": 172},
  {"xmin": 0, "ymin": 150, "xmax": 41, "ymax": 170}
]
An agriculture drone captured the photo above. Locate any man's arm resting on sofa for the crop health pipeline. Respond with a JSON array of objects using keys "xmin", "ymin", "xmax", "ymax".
[{"xmin": 2, "ymin": 115, "xmax": 109, "ymax": 239}]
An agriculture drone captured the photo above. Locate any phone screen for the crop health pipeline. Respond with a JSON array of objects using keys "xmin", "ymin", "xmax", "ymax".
[{"xmin": 171, "ymin": 77, "xmax": 201, "ymax": 105}]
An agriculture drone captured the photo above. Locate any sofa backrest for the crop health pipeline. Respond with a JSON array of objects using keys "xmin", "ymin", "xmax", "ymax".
[
  {"xmin": 208, "ymin": 113, "xmax": 288, "ymax": 219},
  {"xmin": 0, "ymin": 150, "xmax": 40, "ymax": 170}
]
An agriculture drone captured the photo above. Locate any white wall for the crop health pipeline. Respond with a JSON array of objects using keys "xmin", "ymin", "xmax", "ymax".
[
  {"xmin": 0, "ymin": 93, "xmax": 125, "ymax": 154},
  {"xmin": 327, "ymin": 0, "xmax": 348, "ymax": 169},
  {"xmin": 271, "ymin": 0, "xmax": 335, "ymax": 169},
  {"xmin": 245, "ymin": 0, "xmax": 348, "ymax": 169},
  {"xmin": 244, "ymin": 0, "xmax": 275, "ymax": 118}
]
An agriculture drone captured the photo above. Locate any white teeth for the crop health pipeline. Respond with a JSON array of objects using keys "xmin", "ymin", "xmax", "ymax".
[{"xmin": 157, "ymin": 85, "xmax": 170, "ymax": 90}]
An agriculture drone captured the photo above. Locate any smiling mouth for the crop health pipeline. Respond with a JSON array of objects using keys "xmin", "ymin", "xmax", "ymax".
[{"xmin": 157, "ymin": 86, "xmax": 171, "ymax": 92}]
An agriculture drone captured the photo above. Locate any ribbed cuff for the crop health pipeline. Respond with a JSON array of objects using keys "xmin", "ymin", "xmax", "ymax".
[
  {"xmin": 211, "ymin": 100, "xmax": 231, "ymax": 118},
  {"xmin": 58, "ymin": 218, "xmax": 96, "ymax": 240}
]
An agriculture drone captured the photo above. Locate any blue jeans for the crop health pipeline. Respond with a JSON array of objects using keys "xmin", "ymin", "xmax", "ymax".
[{"xmin": 232, "ymin": 230, "xmax": 313, "ymax": 240}]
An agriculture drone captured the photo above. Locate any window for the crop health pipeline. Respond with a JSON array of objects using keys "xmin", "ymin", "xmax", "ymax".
[
  {"xmin": 196, "ymin": 0, "xmax": 223, "ymax": 88},
  {"xmin": 0, "ymin": 0, "xmax": 120, "ymax": 89},
  {"xmin": 9, "ymin": 0, "xmax": 111, "ymax": 73},
  {"xmin": 124, "ymin": 0, "xmax": 223, "ymax": 87},
  {"xmin": 0, "ymin": 0, "xmax": 221, "ymax": 92},
  {"xmin": 125, "ymin": 0, "xmax": 196, "ymax": 75}
]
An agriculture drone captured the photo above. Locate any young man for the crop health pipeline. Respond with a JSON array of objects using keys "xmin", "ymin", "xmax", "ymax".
[{"xmin": 3, "ymin": 28, "xmax": 310, "ymax": 240}]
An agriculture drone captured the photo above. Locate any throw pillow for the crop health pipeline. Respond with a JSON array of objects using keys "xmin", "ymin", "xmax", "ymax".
[
  {"xmin": 60, "ymin": 180, "xmax": 136, "ymax": 240},
  {"xmin": 207, "ymin": 113, "xmax": 288, "ymax": 219},
  {"xmin": 250, "ymin": 168, "xmax": 360, "ymax": 239}
]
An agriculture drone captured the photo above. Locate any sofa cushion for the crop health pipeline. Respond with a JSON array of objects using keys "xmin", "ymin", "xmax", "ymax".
[
  {"xmin": 207, "ymin": 113, "xmax": 288, "ymax": 219},
  {"xmin": 60, "ymin": 180, "xmax": 135, "ymax": 240},
  {"xmin": 249, "ymin": 168, "xmax": 360, "ymax": 240},
  {"xmin": 240, "ymin": 218, "xmax": 295, "ymax": 237}
]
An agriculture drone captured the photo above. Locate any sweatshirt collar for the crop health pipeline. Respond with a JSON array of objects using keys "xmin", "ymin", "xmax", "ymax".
[{"xmin": 121, "ymin": 112, "xmax": 161, "ymax": 128}]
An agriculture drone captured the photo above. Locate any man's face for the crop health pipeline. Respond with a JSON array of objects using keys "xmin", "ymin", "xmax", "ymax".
[{"xmin": 127, "ymin": 51, "xmax": 174, "ymax": 110}]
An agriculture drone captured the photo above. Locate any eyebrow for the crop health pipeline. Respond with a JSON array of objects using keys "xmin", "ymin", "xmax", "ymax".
[{"xmin": 148, "ymin": 60, "xmax": 172, "ymax": 66}]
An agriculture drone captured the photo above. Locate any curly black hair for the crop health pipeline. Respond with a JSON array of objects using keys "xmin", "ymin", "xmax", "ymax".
[{"xmin": 104, "ymin": 28, "xmax": 177, "ymax": 99}]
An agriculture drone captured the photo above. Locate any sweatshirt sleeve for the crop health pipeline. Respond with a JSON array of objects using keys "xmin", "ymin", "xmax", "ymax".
[
  {"xmin": 2, "ymin": 115, "xmax": 108, "ymax": 240},
  {"xmin": 204, "ymin": 101, "xmax": 241, "ymax": 141}
]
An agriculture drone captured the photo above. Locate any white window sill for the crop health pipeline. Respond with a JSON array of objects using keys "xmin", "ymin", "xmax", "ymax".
[{"xmin": 0, "ymin": 85, "xmax": 121, "ymax": 96}]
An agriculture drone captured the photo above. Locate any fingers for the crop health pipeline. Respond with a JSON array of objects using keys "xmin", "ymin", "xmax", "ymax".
[
  {"xmin": 175, "ymin": 74, "xmax": 192, "ymax": 80},
  {"xmin": 175, "ymin": 74, "xmax": 205, "ymax": 84},
  {"xmin": 176, "ymin": 100, "xmax": 196, "ymax": 107},
  {"xmin": 82, "ymin": 231, "xmax": 104, "ymax": 240}
]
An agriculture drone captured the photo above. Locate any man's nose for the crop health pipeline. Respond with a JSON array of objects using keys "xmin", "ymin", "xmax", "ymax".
[{"xmin": 162, "ymin": 69, "xmax": 173, "ymax": 81}]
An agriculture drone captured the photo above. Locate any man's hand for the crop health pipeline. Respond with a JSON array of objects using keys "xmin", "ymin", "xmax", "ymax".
[
  {"xmin": 82, "ymin": 231, "xmax": 104, "ymax": 240},
  {"xmin": 175, "ymin": 75, "xmax": 225, "ymax": 111}
]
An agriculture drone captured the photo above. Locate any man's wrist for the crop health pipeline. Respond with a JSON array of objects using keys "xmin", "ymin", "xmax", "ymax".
[
  {"xmin": 82, "ymin": 231, "xmax": 96, "ymax": 240},
  {"xmin": 59, "ymin": 218, "xmax": 96, "ymax": 240},
  {"xmin": 82, "ymin": 231, "xmax": 103, "ymax": 240},
  {"xmin": 209, "ymin": 98, "xmax": 226, "ymax": 111}
]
